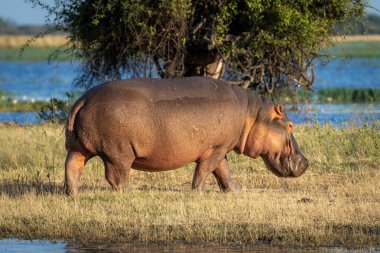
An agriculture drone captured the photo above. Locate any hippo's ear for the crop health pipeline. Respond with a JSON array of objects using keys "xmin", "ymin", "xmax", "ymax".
[{"xmin": 272, "ymin": 105, "xmax": 284, "ymax": 119}]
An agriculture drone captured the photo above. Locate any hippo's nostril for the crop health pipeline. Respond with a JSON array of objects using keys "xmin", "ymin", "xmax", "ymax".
[{"xmin": 291, "ymin": 157, "xmax": 308, "ymax": 177}]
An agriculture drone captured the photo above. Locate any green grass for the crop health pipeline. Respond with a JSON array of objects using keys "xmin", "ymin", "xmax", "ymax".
[
  {"xmin": 0, "ymin": 99, "xmax": 50, "ymax": 112},
  {"xmin": 0, "ymin": 88, "xmax": 378, "ymax": 115},
  {"xmin": 0, "ymin": 47, "xmax": 74, "ymax": 61},
  {"xmin": 322, "ymin": 41, "xmax": 380, "ymax": 58},
  {"xmin": 0, "ymin": 40, "xmax": 379, "ymax": 61},
  {"xmin": 0, "ymin": 124, "xmax": 379, "ymax": 248}
]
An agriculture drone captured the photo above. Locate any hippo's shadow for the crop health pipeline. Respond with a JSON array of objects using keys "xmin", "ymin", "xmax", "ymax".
[
  {"xmin": 0, "ymin": 179, "xmax": 64, "ymax": 197},
  {"xmin": 0, "ymin": 180, "xmax": 110, "ymax": 197},
  {"xmin": 0, "ymin": 179, "xmax": 190, "ymax": 197}
]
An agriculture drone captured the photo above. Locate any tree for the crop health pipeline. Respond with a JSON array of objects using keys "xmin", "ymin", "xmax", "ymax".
[
  {"xmin": 334, "ymin": 13, "xmax": 380, "ymax": 35},
  {"xmin": 29, "ymin": 0, "xmax": 367, "ymax": 93}
]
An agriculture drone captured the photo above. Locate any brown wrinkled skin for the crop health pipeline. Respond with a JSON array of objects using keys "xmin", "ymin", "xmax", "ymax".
[{"xmin": 65, "ymin": 77, "xmax": 308, "ymax": 195}]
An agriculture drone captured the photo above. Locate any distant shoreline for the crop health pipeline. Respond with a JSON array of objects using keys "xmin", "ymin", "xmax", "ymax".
[
  {"xmin": 0, "ymin": 34, "xmax": 380, "ymax": 48},
  {"xmin": 0, "ymin": 34, "xmax": 380, "ymax": 60},
  {"xmin": 332, "ymin": 34, "xmax": 380, "ymax": 42},
  {"xmin": 0, "ymin": 35, "xmax": 67, "ymax": 48}
]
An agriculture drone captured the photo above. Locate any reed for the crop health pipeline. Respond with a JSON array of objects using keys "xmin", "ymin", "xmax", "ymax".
[{"xmin": 0, "ymin": 35, "xmax": 67, "ymax": 48}]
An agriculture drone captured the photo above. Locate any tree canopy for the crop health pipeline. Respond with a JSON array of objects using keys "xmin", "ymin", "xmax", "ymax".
[{"xmin": 30, "ymin": 0, "xmax": 367, "ymax": 93}]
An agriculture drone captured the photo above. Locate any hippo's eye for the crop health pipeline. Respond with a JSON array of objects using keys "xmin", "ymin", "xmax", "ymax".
[{"xmin": 271, "ymin": 118, "xmax": 281, "ymax": 127}]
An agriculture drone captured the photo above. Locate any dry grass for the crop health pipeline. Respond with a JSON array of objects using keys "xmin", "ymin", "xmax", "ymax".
[
  {"xmin": 0, "ymin": 35, "xmax": 67, "ymax": 48},
  {"xmin": 0, "ymin": 124, "xmax": 379, "ymax": 248},
  {"xmin": 332, "ymin": 35, "xmax": 380, "ymax": 42},
  {"xmin": 1, "ymin": 35, "xmax": 378, "ymax": 49}
]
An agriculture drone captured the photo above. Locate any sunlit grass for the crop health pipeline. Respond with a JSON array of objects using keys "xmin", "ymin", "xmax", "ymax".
[
  {"xmin": 322, "ymin": 40, "xmax": 380, "ymax": 58},
  {"xmin": 1, "ymin": 35, "xmax": 380, "ymax": 61},
  {"xmin": 0, "ymin": 124, "xmax": 379, "ymax": 248}
]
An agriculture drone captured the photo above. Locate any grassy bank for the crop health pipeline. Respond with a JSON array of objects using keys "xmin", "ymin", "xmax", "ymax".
[
  {"xmin": 0, "ymin": 47, "xmax": 73, "ymax": 61},
  {"xmin": 0, "ymin": 99, "xmax": 49, "ymax": 112},
  {"xmin": 0, "ymin": 124, "xmax": 379, "ymax": 248},
  {"xmin": 1, "ymin": 88, "xmax": 379, "ymax": 114},
  {"xmin": 322, "ymin": 40, "xmax": 380, "ymax": 58},
  {"xmin": 0, "ymin": 35, "xmax": 71, "ymax": 61},
  {"xmin": 0, "ymin": 35, "xmax": 380, "ymax": 61}
]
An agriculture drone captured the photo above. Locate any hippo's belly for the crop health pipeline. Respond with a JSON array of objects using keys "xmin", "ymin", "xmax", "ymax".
[{"xmin": 129, "ymin": 130, "xmax": 217, "ymax": 171}]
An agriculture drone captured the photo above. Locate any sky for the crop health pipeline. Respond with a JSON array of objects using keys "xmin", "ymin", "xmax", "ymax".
[{"xmin": 0, "ymin": 0, "xmax": 379, "ymax": 25}]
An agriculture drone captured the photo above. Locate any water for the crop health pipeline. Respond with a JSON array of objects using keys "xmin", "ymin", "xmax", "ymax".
[
  {"xmin": 1, "ymin": 59, "xmax": 379, "ymax": 100},
  {"xmin": 287, "ymin": 103, "xmax": 380, "ymax": 126},
  {"xmin": 0, "ymin": 61, "xmax": 81, "ymax": 100},
  {"xmin": 0, "ymin": 59, "xmax": 379, "ymax": 125},
  {"xmin": 314, "ymin": 58, "xmax": 380, "ymax": 89},
  {"xmin": 0, "ymin": 112, "xmax": 38, "ymax": 125},
  {"xmin": 0, "ymin": 239, "xmax": 377, "ymax": 253}
]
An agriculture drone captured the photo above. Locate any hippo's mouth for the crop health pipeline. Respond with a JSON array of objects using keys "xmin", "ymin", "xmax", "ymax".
[
  {"xmin": 262, "ymin": 153, "xmax": 308, "ymax": 178},
  {"xmin": 262, "ymin": 154, "xmax": 292, "ymax": 177}
]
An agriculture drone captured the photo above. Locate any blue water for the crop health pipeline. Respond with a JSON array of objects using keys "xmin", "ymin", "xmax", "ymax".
[
  {"xmin": 0, "ymin": 59, "xmax": 379, "ymax": 125},
  {"xmin": 314, "ymin": 58, "xmax": 380, "ymax": 89},
  {"xmin": 287, "ymin": 103, "xmax": 380, "ymax": 126},
  {"xmin": 0, "ymin": 112, "xmax": 38, "ymax": 124},
  {"xmin": 0, "ymin": 59, "xmax": 379, "ymax": 100},
  {"xmin": 1, "ymin": 239, "xmax": 377, "ymax": 253},
  {"xmin": 0, "ymin": 61, "xmax": 81, "ymax": 100}
]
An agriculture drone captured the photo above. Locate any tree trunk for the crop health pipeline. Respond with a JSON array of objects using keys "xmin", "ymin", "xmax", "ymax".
[{"xmin": 184, "ymin": 49, "xmax": 225, "ymax": 80}]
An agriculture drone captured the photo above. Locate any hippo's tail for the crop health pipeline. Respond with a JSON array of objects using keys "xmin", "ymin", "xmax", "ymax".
[{"xmin": 66, "ymin": 99, "xmax": 85, "ymax": 133}]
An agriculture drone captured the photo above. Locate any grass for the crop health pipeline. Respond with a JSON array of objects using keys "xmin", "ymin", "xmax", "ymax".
[
  {"xmin": 0, "ymin": 35, "xmax": 380, "ymax": 61},
  {"xmin": 0, "ymin": 99, "xmax": 49, "ymax": 112},
  {"xmin": 0, "ymin": 123, "xmax": 379, "ymax": 248},
  {"xmin": 0, "ymin": 35, "xmax": 67, "ymax": 48},
  {"xmin": 0, "ymin": 35, "xmax": 71, "ymax": 61},
  {"xmin": 322, "ymin": 40, "xmax": 380, "ymax": 58},
  {"xmin": 0, "ymin": 47, "xmax": 73, "ymax": 61},
  {"xmin": 1, "ymin": 88, "xmax": 379, "ymax": 115}
]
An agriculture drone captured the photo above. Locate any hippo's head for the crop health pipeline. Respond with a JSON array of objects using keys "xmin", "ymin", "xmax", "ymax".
[{"xmin": 243, "ymin": 103, "xmax": 308, "ymax": 177}]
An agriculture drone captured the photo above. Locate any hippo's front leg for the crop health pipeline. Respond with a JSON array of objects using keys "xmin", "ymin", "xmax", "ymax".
[
  {"xmin": 104, "ymin": 159, "xmax": 131, "ymax": 191},
  {"xmin": 212, "ymin": 158, "xmax": 237, "ymax": 192},
  {"xmin": 192, "ymin": 151, "xmax": 234, "ymax": 191}
]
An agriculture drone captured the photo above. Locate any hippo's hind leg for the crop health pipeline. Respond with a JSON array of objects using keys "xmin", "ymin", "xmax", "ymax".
[
  {"xmin": 212, "ymin": 158, "xmax": 237, "ymax": 192},
  {"xmin": 65, "ymin": 151, "xmax": 90, "ymax": 195}
]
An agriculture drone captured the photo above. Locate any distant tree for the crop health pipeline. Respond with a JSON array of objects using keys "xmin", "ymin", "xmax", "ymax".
[
  {"xmin": 29, "ymin": 0, "xmax": 367, "ymax": 93},
  {"xmin": 0, "ymin": 17, "xmax": 17, "ymax": 34},
  {"xmin": 0, "ymin": 17, "xmax": 54, "ymax": 35},
  {"xmin": 335, "ymin": 13, "xmax": 380, "ymax": 34}
]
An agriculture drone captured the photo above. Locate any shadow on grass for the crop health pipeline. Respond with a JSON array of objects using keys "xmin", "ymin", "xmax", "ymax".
[
  {"xmin": 0, "ymin": 179, "xmax": 190, "ymax": 197},
  {"xmin": 0, "ymin": 179, "xmax": 64, "ymax": 197},
  {"xmin": 0, "ymin": 180, "xmax": 113, "ymax": 197}
]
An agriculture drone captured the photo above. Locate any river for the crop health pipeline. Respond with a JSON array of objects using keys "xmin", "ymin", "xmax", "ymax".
[
  {"xmin": 0, "ymin": 59, "xmax": 379, "ymax": 126},
  {"xmin": 1, "ymin": 239, "xmax": 378, "ymax": 253}
]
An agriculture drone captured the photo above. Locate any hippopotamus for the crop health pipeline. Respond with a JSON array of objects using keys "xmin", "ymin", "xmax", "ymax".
[{"xmin": 65, "ymin": 77, "xmax": 308, "ymax": 195}]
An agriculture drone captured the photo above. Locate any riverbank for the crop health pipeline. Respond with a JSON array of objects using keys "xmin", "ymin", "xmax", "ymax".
[
  {"xmin": 0, "ymin": 124, "xmax": 378, "ymax": 248},
  {"xmin": 1, "ymin": 88, "xmax": 379, "ymax": 113},
  {"xmin": 0, "ymin": 35, "xmax": 380, "ymax": 61}
]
